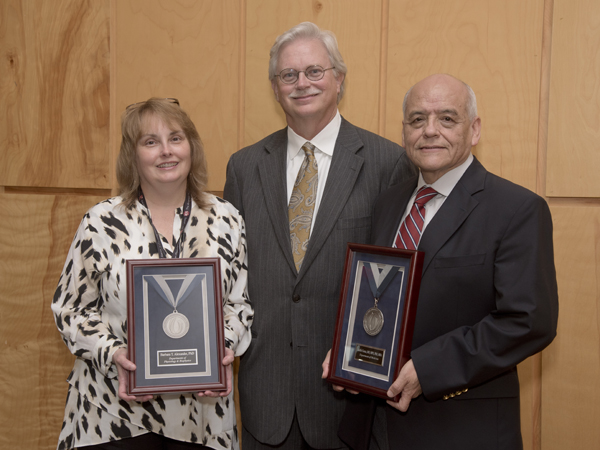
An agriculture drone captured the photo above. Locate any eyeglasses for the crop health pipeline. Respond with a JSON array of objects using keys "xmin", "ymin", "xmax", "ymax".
[
  {"xmin": 126, "ymin": 98, "xmax": 180, "ymax": 110},
  {"xmin": 275, "ymin": 65, "xmax": 335, "ymax": 84}
]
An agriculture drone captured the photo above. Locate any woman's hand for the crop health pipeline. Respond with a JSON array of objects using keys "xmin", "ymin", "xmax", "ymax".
[
  {"xmin": 198, "ymin": 348, "xmax": 235, "ymax": 398},
  {"xmin": 113, "ymin": 348, "xmax": 154, "ymax": 402}
]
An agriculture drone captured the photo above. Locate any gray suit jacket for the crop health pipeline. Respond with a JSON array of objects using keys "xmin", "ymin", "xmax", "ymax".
[{"xmin": 224, "ymin": 118, "xmax": 415, "ymax": 448}]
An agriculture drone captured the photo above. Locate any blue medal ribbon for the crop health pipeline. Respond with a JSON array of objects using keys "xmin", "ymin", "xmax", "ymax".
[{"xmin": 363, "ymin": 263, "xmax": 399, "ymax": 302}]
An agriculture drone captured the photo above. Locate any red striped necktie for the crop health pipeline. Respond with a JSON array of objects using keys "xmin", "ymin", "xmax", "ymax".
[{"xmin": 394, "ymin": 186, "xmax": 438, "ymax": 250}]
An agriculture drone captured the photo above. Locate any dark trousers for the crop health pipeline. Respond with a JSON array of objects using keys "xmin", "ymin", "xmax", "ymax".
[
  {"xmin": 242, "ymin": 411, "xmax": 346, "ymax": 450},
  {"xmin": 80, "ymin": 433, "xmax": 211, "ymax": 450}
]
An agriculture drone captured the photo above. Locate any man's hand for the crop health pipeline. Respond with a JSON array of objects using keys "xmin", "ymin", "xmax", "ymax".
[
  {"xmin": 321, "ymin": 349, "xmax": 343, "ymax": 391},
  {"xmin": 114, "ymin": 348, "xmax": 154, "ymax": 402},
  {"xmin": 386, "ymin": 359, "xmax": 422, "ymax": 412}
]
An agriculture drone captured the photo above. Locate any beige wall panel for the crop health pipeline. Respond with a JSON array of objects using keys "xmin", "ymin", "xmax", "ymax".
[
  {"xmin": 546, "ymin": 0, "xmax": 600, "ymax": 197},
  {"xmin": 541, "ymin": 204, "xmax": 600, "ymax": 449},
  {"xmin": 0, "ymin": 0, "xmax": 110, "ymax": 189},
  {"xmin": 0, "ymin": 193, "xmax": 106, "ymax": 449},
  {"xmin": 115, "ymin": 0, "xmax": 241, "ymax": 192},
  {"xmin": 385, "ymin": 0, "xmax": 544, "ymax": 191},
  {"xmin": 244, "ymin": 0, "xmax": 383, "ymax": 147}
]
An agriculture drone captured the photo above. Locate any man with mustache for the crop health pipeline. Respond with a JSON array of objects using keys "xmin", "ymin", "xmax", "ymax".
[
  {"xmin": 224, "ymin": 22, "xmax": 415, "ymax": 450},
  {"xmin": 337, "ymin": 74, "xmax": 559, "ymax": 450}
]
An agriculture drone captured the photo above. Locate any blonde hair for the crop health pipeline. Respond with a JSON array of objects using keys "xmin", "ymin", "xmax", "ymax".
[{"xmin": 116, "ymin": 98, "xmax": 209, "ymax": 209}]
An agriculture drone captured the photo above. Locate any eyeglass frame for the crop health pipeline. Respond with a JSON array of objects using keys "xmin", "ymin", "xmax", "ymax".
[
  {"xmin": 126, "ymin": 98, "xmax": 180, "ymax": 110},
  {"xmin": 275, "ymin": 65, "xmax": 336, "ymax": 84}
]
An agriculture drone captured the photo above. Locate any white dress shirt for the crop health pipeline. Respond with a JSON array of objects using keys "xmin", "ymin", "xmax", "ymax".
[{"xmin": 286, "ymin": 111, "xmax": 341, "ymax": 233}]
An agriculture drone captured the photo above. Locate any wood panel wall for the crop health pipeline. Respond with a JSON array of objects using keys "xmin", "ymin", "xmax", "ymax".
[
  {"xmin": 1, "ymin": 0, "xmax": 598, "ymax": 449},
  {"xmin": 542, "ymin": 0, "xmax": 600, "ymax": 449}
]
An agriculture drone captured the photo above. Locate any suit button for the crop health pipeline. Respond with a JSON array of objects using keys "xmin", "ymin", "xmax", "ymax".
[{"xmin": 292, "ymin": 294, "xmax": 301, "ymax": 303}]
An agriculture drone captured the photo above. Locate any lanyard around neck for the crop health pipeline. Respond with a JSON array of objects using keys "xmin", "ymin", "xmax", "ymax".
[{"xmin": 138, "ymin": 188, "xmax": 192, "ymax": 259}]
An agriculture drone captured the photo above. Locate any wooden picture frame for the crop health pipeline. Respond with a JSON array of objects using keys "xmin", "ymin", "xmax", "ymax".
[
  {"xmin": 327, "ymin": 244, "xmax": 424, "ymax": 400},
  {"xmin": 126, "ymin": 258, "xmax": 226, "ymax": 395}
]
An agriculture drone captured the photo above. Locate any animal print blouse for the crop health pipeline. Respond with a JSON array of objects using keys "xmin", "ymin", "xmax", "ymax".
[{"xmin": 51, "ymin": 195, "xmax": 253, "ymax": 450}]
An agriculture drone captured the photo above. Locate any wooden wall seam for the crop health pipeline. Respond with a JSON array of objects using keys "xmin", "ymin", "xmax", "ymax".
[
  {"xmin": 378, "ymin": 0, "xmax": 390, "ymax": 137},
  {"xmin": 537, "ymin": 0, "xmax": 554, "ymax": 199},
  {"xmin": 533, "ymin": 1, "xmax": 555, "ymax": 448},
  {"xmin": 4, "ymin": 186, "xmax": 113, "ymax": 197},
  {"xmin": 110, "ymin": 0, "xmax": 118, "ymax": 196},
  {"xmin": 237, "ymin": 0, "xmax": 247, "ymax": 161}
]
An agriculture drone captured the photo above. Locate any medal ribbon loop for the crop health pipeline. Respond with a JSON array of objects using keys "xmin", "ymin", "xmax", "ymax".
[
  {"xmin": 363, "ymin": 263, "xmax": 400, "ymax": 302},
  {"xmin": 147, "ymin": 274, "xmax": 200, "ymax": 312}
]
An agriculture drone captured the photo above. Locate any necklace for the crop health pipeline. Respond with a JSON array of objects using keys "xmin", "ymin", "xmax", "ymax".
[{"xmin": 138, "ymin": 189, "xmax": 192, "ymax": 259}]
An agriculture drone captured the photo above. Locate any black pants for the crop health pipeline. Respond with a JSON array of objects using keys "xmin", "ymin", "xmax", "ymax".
[{"xmin": 81, "ymin": 433, "xmax": 211, "ymax": 450}]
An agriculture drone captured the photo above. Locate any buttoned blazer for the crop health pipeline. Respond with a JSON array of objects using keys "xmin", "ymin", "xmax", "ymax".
[
  {"xmin": 361, "ymin": 158, "xmax": 558, "ymax": 449},
  {"xmin": 223, "ymin": 118, "xmax": 415, "ymax": 448}
]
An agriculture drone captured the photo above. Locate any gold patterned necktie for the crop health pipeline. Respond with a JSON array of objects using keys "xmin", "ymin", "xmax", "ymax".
[{"xmin": 289, "ymin": 142, "xmax": 319, "ymax": 271}]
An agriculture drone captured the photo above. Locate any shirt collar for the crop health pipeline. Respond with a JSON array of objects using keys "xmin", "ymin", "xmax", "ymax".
[
  {"xmin": 287, "ymin": 111, "xmax": 341, "ymax": 160},
  {"xmin": 416, "ymin": 153, "xmax": 474, "ymax": 197}
]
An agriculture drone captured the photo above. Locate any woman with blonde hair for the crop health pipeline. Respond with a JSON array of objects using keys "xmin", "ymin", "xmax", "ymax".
[{"xmin": 52, "ymin": 98, "xmax": 252, "ymax": 450}]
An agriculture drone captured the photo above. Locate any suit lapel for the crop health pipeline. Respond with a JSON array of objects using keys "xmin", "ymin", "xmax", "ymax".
[
  {"xmin": 257, "ymin": 129, "xmax": 298, "ymax": 274},
  {"xmin": 296, "ymin": 119, "xmax": 364, "ymax": 282},
  {"xmin": 375, "ymin": 177, "xmax": 418, "ymax": 247},
  {"xmin": 418, "ymin": 158, "xmax": 487, "ymax": 274}
]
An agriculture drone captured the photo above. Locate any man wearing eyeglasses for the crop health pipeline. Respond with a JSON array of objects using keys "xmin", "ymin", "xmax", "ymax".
[{"xmin": 224, "ymin": 22, "xmax": 415, "ymax": 450}]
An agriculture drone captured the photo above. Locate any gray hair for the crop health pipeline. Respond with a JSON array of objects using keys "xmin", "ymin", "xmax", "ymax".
[
  {"xmin": 268, "ymin": 22, "xmax": 347, "ymax": 103},
  {"xmin": 402, "ymin": 77, "xmax": 478, "ymax": 120}
]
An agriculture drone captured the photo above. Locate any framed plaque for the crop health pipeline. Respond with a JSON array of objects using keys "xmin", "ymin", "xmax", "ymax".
[
  {"xmin": 326, "ymin": 244, "xmax": 424, "ymax": 400},
  {"xmin": 126, "ymin": 258, "xmax": 226, "ymax": 395}
]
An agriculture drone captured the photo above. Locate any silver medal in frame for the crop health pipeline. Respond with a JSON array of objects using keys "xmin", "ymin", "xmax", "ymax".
[
  {"xmin": 162, "ymin": 311, "xmax": 190, "ymax": 339},
  {"xmin": 149, "ymin": 274, "xmax": 198, "ymax": 339},
  {"xmin": 363, "ymin": 303, "xmax": 384, "ymax": 336}
]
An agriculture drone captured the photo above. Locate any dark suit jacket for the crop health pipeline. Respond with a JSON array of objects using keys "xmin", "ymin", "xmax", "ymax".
[
  {"xmin": 340, "ymin": 157, "xmax": 558, "ymax": 450},
  {"xmin": 223, "ymin": 118, "xmax": 416, "ymax": 448}
]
